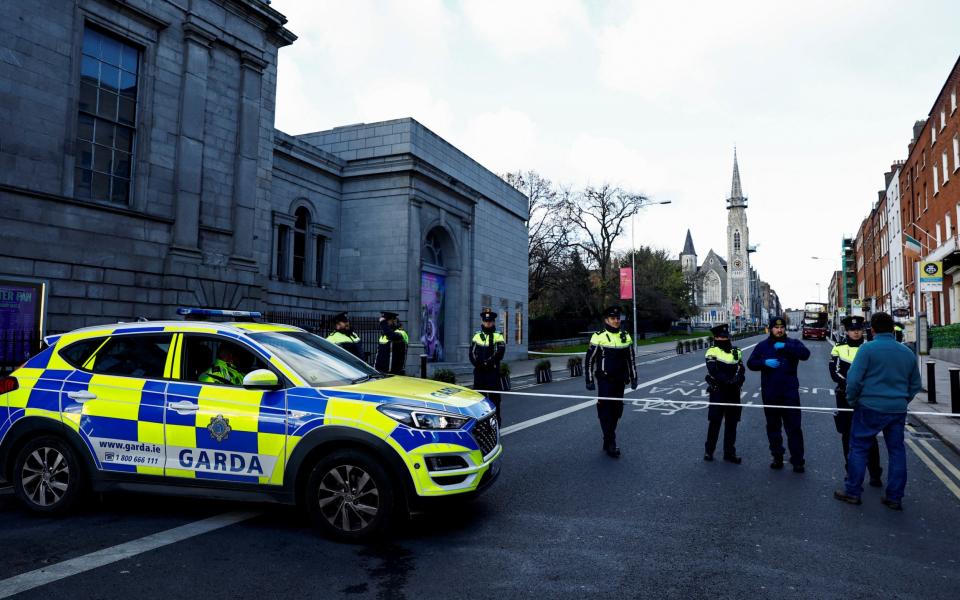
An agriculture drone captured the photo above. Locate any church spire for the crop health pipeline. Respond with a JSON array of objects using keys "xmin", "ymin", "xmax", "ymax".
[
  {"xmin": 682, "ymin": 229, "xmax": 696, "ymax": 256},
  {"xmin": 730, "ymin": 147, "xmax": 743, "ymax": 199}
]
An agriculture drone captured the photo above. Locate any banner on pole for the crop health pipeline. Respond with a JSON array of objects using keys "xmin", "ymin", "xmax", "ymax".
[
  {"xmin": 920, "ymin": 261, "xmax": 943, "ymax": 292},
  {"xmin": 619, "ymin": 268, "xmax": 633, "ymax": 300}
]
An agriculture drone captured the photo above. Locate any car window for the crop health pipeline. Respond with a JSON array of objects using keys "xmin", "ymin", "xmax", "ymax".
[
  {"xmin": 249, "ymin": 331, "xmax": 379, "ymax": 388},
  {"xmin": 59, "ymin": 337, "xmax": 107, "ymax": 368},
  {"xmin": 181, "ymin": 335, "xmax": 270, "ymax": 386},
  {"xmin": 88, "ymin": 334, "xmax": 172, "ymax": 379}
]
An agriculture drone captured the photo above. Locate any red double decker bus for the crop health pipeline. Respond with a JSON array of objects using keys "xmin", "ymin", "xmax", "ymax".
[{"xmin": 801, "ymin": 302, "xmax": 829, "ymax": 340}]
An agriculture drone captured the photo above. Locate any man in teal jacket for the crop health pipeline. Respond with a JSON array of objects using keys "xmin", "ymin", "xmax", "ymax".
[{"xmin": 834, "ymin": 312, "xmax": 921, "ymax": 510}]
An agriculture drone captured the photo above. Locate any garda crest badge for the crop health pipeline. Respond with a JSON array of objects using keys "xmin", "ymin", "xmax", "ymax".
[{"xmin": 207, "ymin": 415, "xmax": 231, "ymax": 443}]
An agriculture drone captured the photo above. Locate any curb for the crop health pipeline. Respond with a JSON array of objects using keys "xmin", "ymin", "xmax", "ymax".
[{"xmin": 911, "ymin": 392, "xmax": 960, "ymax": 457}]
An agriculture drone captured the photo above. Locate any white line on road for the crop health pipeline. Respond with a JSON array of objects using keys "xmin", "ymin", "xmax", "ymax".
[
  {"xmin": 0, "ymin": 510, "xmax": 260, "ymax": 599},
  {"xmin": 501, "ymin": 344, "xmax": 758, "ymax": 437}
]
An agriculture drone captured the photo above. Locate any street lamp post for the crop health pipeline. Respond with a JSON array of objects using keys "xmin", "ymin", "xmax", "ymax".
[{"xmin": 631, "ymin": 200, "xmax": 672, "ymax": 347}]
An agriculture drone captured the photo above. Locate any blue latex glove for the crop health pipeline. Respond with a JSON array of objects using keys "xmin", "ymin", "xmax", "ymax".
[
  {"xmin": 764, "ymin": 358, "xmax": 781, "ymax": 369},
  {"xmin": 774, "ymin": 342, "xmax": 786, "ymax": 350}
]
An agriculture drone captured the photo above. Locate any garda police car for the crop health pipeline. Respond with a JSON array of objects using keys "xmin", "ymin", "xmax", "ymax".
[{"xmin": 0, "ymin": 309, "xmax": 501, "ymax": 540}]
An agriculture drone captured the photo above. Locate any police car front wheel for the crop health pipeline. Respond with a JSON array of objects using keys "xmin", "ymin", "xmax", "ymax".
[
  {"xmin": 305, "ymin": 450, "xmax": 397, "ymax": 541},
  {"xmin": 13, "ymin": 436, "xmax": 85, "ymax": 514}
]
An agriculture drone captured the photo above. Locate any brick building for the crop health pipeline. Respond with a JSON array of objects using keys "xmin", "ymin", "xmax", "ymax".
[
  {"xmin": 0, "ymin": 0, "xmax": 529, "ymax": 368},
  {"xmin": 897, "ymin": 56, "xmax": 960, "ymax": 325}
]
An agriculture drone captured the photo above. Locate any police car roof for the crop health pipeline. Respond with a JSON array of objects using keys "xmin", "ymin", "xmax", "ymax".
[{"xmin": 46, "ymin": 320, "xmax": 303, "ymax": 345}]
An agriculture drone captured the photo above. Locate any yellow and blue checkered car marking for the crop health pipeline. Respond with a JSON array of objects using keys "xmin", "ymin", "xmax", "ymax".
[{"xmin": 2, "ymin": 321, "xmax": 500, "ymax": 499}]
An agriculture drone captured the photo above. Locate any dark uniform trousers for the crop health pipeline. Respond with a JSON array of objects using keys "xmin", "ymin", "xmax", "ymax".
[
  {"xmin": 835, "ymin": 390, "xmax": 882, "ymax": 478},
  {"xmin": 763, "ymin": 400, "xmax": 804, "ymax": 465},
  {"xmin": 474, "ymin": 370, "xmax": 503, "ymax": 419},
  {"xmin": 596, "ymin": 378, "xmax": 625, "ymax": 445},
  {"xmin": 706, "ymin": 404, "xmax": 741, "ymax": 457}
]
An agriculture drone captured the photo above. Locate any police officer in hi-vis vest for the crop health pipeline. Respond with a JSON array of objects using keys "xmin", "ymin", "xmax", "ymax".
[
  {"xmin": 585, "ymin": 306, "xmax": 638, "ymax": 458},
  {"xmin": 830, "ymin": 315, "xmax": 883, "ymax": 487},
  {"xmin": 326, "ymin": 312, "xmax": 364, "ymax": 360},
  {"xmin": 703, "ymin": 324, "xmax": 746, "ymax": 464},
  {"xmin": 376, "ymin": 311, "xmax": 409, "ymax": 375},
  {"xmin": 470, "ymin": 309, "xmax": 506, "ymax": 420}
]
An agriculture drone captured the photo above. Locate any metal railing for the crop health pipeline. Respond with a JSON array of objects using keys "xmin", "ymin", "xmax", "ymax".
[{"xmin": 262, "ymin": 311, "xmax": 383, "ymax": 365}]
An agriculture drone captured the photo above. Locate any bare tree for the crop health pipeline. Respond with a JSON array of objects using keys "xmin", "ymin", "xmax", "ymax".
[
  {"xmin": 503, "ymin": 170, "xmax": 568, "ymax": 303},
  {"xmin": 561, "ymin": 183, "xmax": 650, "ymax": 309}
]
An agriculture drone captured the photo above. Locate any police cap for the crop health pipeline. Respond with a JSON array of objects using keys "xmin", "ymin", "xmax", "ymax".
[
  {"xmin": 381, "ymin": 311, "xmax": 399, "ymax": 319},
  {"xmin": 333, "ymin": 312, "xmax": 349, "ymax": 323},
  {"xmin": 710, "ymin": 324, "xmax": 730, "ymax": 338},
  {"xmin": 480, "ymin": 310, "xmax": 497, "ymax": 321},
  {"xmin": 842, "ymin": 315, "xmax": 864, "ymax": 330},
  {"xmin": 603, "ymin": 306, "xmax": 623, "ymax": 319},
  {"xmin": 769, "ymin": 316, "xmax": 786, "ymax": 329}
]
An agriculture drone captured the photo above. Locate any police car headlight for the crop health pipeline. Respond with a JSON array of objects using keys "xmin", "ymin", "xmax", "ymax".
[{"xmin": 378, "ymin": 405, "xmax": 470, "ymax": 430}]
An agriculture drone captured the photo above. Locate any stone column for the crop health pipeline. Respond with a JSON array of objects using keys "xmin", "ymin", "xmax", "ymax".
[
  {"xmin": 171, "ymin": 23, "xmax": 213, "ymax": 257},
  {"xmin": 406, "ymin": 196, "xmax": 424, "ymax": 366},
  {"xmin": 230, "ymin": 52, "xmax": 266, "ymax": 269},
  {"xmin": 273, "ymin": 212, "xmax": 295, "ymax": 280}
]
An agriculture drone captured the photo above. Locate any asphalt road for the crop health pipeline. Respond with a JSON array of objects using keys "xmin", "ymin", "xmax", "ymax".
[{"xmin": 2, "ymin": 335, "xmax": 960, "ymax": 599}]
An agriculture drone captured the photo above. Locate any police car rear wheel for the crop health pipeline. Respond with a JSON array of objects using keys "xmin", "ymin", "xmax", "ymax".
[
  {"xmin": 14, "ymin": 437, "xmax": 84, "ymax": 514},
  {"xmin": 306, "ymin": 450, "xmax": 396, "ymax": 541}
]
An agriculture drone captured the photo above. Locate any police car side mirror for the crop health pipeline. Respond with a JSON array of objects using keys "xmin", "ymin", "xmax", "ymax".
[{"xmin": 243, "ymin": 369, "xmax": 281, "ymax": 390}]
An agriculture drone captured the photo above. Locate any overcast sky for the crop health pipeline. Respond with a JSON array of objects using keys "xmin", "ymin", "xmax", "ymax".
[{"xmin": 270, "ymin": 0, "xmax": 960, "ymax": 310}]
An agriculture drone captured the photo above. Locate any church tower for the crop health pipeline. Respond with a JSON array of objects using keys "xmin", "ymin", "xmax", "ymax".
[
  {"xmin": 680, "ymin": 229, "xmax": 697, "ymax": 275},
  {"xmin": 726, "ymin": 149, "xmax": 751, "ymax": 325}
]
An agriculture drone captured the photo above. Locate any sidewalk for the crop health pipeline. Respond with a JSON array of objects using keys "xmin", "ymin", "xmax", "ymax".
[
  {"xmin": 449, "ymin": 336, "xmax": 699, "ymax": 386},
  {"xmin": 915, "ymin": 357, "xmax": 960, "ymax": 456}
]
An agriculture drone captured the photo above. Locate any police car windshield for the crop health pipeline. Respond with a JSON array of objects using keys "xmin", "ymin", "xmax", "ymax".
[{"xmin": 249, "ymin": 331, "xmax": 378, "ymax": 387}]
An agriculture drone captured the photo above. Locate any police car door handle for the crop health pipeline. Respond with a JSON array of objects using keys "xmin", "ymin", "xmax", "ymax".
[
  {"xmin": 67, "ymin": 390, "xmax": 96, "ymax": 402},
  {"xmin": 169, "ymin": 400, "xmax": 199, "ymax": 413}
]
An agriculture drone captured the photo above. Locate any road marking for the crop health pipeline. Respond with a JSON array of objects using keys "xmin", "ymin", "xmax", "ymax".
[
  {"xmin": 0, "ymin": 510, "xmax": 259, "ymax": 599},
  {"xmin": 905, "ymin": 439, "xmax": 960, "ymax": 502},
  {"xmin": 501, "ymin": 344, "xmax": 758, "ymax": 437}
]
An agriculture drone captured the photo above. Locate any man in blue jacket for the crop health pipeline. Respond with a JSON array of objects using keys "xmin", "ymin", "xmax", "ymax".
[
  {"xmin": 834, "ymin": 312, "xmax": 921, "ymax": 510},
  {"xmin": 747, "ymin": 316, "xmax": 811, "ymax": 472}
]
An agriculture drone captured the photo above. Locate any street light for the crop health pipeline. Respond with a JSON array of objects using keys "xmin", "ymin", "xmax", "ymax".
[{"xmin": 631, "ymin": 200, "xmax": 672, "ymax": 347}]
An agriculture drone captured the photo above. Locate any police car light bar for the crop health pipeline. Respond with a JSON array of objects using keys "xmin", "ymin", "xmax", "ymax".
[{"xmin": 177, "ymin": 307, "xmax": 263, "ymax": 318}]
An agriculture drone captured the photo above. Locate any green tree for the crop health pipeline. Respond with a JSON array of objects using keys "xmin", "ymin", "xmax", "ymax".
[{"xmin": 618, "ymin": 247, "xmax": 693, "ymax": 328}]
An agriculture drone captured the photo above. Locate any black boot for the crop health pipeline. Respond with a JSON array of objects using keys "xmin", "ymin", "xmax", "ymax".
[
  {"xmin": 770, "ymin": 455, "xmax": 784, "ymax": 470},
  {"xmin": 704, "ymin": 452, "xmax": 714, "ymax": 462},
  {"xmin": 723, "ymin": 454, "xmax": 742, "ymax": 464}
]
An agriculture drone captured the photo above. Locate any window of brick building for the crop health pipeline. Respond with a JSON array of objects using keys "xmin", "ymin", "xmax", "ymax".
[
  {"xmin": 952, "ymin": 89, "xmax": 957, "ymax": 114},
  {"xmin": 944, "ymin": 150, "xmax": 950, "ymax": 184},
  {"xmin": 932, "ymin": 125, "xmax": 937, "ymax": 146},
  {"xmin": 941, "ymin": 109, "xmax": 947, "ymax": 131},
  {"xmin": 75, "ymin": 26, "xmax": 139, "ymax": 205},
  {"xmin": 954, "ymin": 135, "xmax": 959, "ymax": 172},
  {"xmin": 934, "ymin": 167, "xmax": 940, "ymax": 195}
]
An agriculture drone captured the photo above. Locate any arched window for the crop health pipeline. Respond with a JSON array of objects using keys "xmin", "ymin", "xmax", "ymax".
[
  {"xmin": 293, "ymin": 207, "xmax": 309, "ymax": 283},
  {"xmin": 734, "ymin": 231, "xmax": 741, "ymax": 252},
  {"xmin": 704, "ymin": 271, "xmax": 721, "ymax": 305},
  {"xmin": 424, "ymin": 229, "xmax": 444, "ymax": 266}
]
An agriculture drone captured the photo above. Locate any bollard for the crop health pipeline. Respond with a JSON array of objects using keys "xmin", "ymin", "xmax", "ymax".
[
  {"xmin": 927, "ymin": 361, "xmax": 937, "ymax": 404},
  {"xmin": 677, "ymin": 341, "xmax": 683, "ymax": 355},
  {"xmin": 420, "ymin": 354, "xmax": 427, "ymax": 379},
  {"xmin": 684, "ymin": 341, "xmax": 691, "ymax": 352},
  {"xmin": 951, "ymin": 368, "xmax": 960, "ymax": 416}
]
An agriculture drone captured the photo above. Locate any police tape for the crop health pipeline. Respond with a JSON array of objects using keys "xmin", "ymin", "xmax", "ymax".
[{"xmin": 473, "ymin": 388, "xmax": 960, "ymax": 418}]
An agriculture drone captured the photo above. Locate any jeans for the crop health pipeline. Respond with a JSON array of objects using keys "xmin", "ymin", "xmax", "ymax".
[{"xmin": 845, "ymin": 407, "xmax": 907, "ymax": 501}]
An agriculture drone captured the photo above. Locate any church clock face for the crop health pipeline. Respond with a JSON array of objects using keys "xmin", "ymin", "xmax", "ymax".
[{"xmin": 733, "ymin": 258, "xmax": 743, "ymax": 270}]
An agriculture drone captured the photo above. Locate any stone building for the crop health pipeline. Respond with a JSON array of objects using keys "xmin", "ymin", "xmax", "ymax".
[
  {"xmin": 680, "ymin": 151, "xmax": 777, "ymax": 328},
  {"xmin": 0, "ymin": 0, "xmax": 529, "ymax": 369}
]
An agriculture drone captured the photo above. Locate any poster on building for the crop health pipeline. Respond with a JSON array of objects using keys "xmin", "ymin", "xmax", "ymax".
[
  {"xmin": 619, "ymin": 268, "xmax": 633, "ymax": 300},
  {"xmin": 920, "ymin": 261, "xmax": 943, "ymax": 292},
  {"xmin": 419, "ymin": 271, "xmax": 445, "ymax": 362},
  {"xmin": 0, "ymin": 279, "xmax": 46, "ymax": 369}
]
